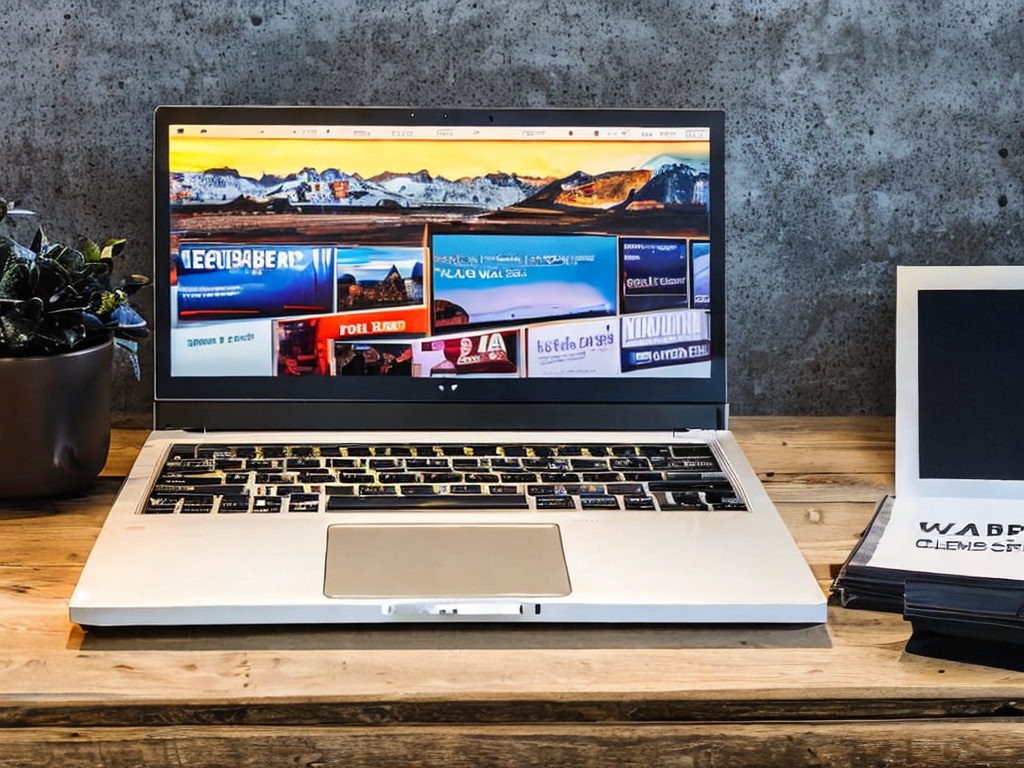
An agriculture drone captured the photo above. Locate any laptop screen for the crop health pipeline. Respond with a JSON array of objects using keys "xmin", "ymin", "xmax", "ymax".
[{"xmin": 153, "ymin": 107, "xmax": 727, "ymax": 430}]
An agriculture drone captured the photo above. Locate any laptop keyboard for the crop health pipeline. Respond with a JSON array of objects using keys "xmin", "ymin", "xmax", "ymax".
[{"xmin": 144, "ymin": 442, "xmax": 748, "ymax": 515}]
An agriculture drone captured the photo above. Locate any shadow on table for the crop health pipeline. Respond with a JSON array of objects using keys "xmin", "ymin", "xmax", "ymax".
[{"xmin": 80, "ymin": 621, "xmax": 830, "ymax": 651}]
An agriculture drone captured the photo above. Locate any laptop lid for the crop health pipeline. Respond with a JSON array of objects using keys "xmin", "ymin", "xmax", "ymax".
[
  {"xmin": 153, "ymin": 106, "xmax": 727, "ymax": 432},
  {"xmin": 896, "ymin": 265, "xmax": 1024, "ymax": 498}
]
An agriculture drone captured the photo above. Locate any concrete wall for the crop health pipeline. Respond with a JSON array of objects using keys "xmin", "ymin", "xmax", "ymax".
[{"xmin": 2, "ymin": 0, "xmax": 1020, "ymax": 421}]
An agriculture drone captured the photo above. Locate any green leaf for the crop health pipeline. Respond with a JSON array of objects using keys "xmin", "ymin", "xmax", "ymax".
[
  {"xmin": 101, "ymin": 238, "xmax": 126, "ymax": 259},
  {"xmin": 78, "ymin": 237, "xmax": 102, "ymax": 263}
]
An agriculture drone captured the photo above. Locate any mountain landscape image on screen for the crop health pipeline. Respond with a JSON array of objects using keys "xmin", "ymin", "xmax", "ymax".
[
  {"xmin": 172, "ymin": 158, "xmax": 706, "ymax": 212},
  {"xmin": 169, "ymin": 157, "xmax": 710, "ymax": 243}
]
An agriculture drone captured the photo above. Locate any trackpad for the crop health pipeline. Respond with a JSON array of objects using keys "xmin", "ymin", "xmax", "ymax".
[{"xmin": 324, "ymin": 524, "xmax": 572, "ymax": 598}]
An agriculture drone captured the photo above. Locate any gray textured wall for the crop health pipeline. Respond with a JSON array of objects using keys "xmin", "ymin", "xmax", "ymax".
[{"xmin": 2, "ymin": 0, "xmax": 1021, "ymax": 422}]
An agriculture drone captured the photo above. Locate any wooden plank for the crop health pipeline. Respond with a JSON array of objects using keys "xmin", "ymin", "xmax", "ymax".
[
  {"xmin": 2, "ymin": 693, "xmax": 1023, "ymax": 728},
  {"xmin": 0, "ymin": 642, "xmax": 1020, "ymax": 702},
  {"xmin": 0, "ymin": 721, "xmax": 1023, "ymax": 768},
  {"xmin": 761, "ymin": 473, "xmax": 893, "ymax": 502}
]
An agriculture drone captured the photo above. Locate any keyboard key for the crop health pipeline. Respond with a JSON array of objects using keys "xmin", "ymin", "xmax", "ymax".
[
  {"xmin": 624, "ymin": 495, "xmax": 657, "ymax": 510},
  {"xmin": 648, "ymin": 480, "xmax": 733, "ymax": 493},
  {"xmin": 461, "ymin": 472, "xmax": 499, "ymax": 483},
  {"xmin": 218, "ymin": 495, "xmax": 252, "ymax": 513},
  {"xmin": 167, "ymin": 444, "xmax": 199, "ymax": 460},
  {"xmin": 540, "ymin": 472, "xmax": 580, "ymax": 483},
  {"xmin": 327, "ymin": 494, "xmax": 528, "ymax": 510},
  {"xmin": 623, "ymin": 471, "xmax": 667, "ymax": 482},
  {"xmin": 488, "ymin": 485, "xmax": 521, "ymax": 495},
  {"xmin": 663, "ymin": 471, "xmax": 729, "ymax": 483},
  {"xmin": 286, "ymin": 458, "xmax": 324, "ymax": 469},
  {"xmin": 179, "ymin": 497, "xmax": 216, "ymax": 513},
  {"xmin": 666, "ymin": 457, "xmax": 719, "ymax": 471},
  {"xmin": 495, "ymin": 465, "xmax": 533, "ymax": 474},
  {"xmin": 334, "ymin": 473, "xmax": 376, "ymax": 484},
  {"xmin": 421, "ymin": 472, "xmax": 462, "ymax": 484},
  {"xmin": 165, "ymin": 459, "xmax": 215, "ymax": 471},
  {"xmin": 638, "ymin": 445, "xmax": 672, "ymax": 457},
  {"xmin": 357, "ymin": 485, "xmax": 395, "ymax": 496},
  {"xmin": 158, "ymin": 466, "xmax": 221, "ymax": 479},
  {"xmin": 408, "ymin": 458, "xmax": 452, "ymax": 469},
  {"xmin": 657, "ymin": 491, "xmax": 708, "ymax": 510},
  {"xmin": 252, "ymin": 497, "xmax": 283, "ymax": 513},
  {"xmin": 535, "ymin": 496, "xmax": 575, "ymax": 510},
  {"xmin": 610, "ymin": 457, "xmax": 649, "ymax": 470},
  {"xmin": 581, "ymin": 472, "xmax": 622, "ymax": 482},
  {"xmin": 341, "ymin": 445, "xmax": 373, "ymax": 457},
  {"xmin": 327, "ymin": 458, "xmax": 363, "ymax": 468},
  {"xmin": 287, "ymin": 494, "xmax": 321, "ymax": 512},
  {"xmin": 400, "ymin": 485, "xmax": 437, "ymax": 496},
  {"xmin": 570, "ymin": 458, "xmax": 609, "ymax": 470},
  {"xmin": 296, "ymin": 469, "xmax": 335, "ymax": 482},
  {"xmin": 378, "ymin": 472, "xmax": 419, "ymax": 484},
  {"xmin": 581, "ymin": 495, "xmax": 620, "ymax": 510},
  {"xmin": 145, "ymin": 497, "xmax": 179, "ymax": 514},
  {"xmin": 196, "ymin": 446, "xmax": 236, "ymax": 459},
  {"xmin": 248, "ymin": 459, "xmax": 284, "ymax": 471},
  {"xmin": 710, "ymin": 498, "xmax": 747, "ymax": 511},
  {"xmin": 321, "ymin": 485, "xmax": 355, "ymax": 496},
  {"xmin": 606, "ymin": 482, "xmax": 644, "ymax": 495},
  {"xmin": 211, "ymin": 458, "xmax": 247, "ymax": 471},
  {"xmin": 527, "ymin": 485, "xmax": 555, "ymax": 496}
]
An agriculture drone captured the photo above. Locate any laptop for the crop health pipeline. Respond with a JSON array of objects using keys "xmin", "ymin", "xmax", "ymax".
[
  {"xmin": 68, "ymin": 105, "xmax": 825, "ymax": 627},
  {"xmin": 854, "ymin": 265, "xmax": 1024, "ymax": 582}
]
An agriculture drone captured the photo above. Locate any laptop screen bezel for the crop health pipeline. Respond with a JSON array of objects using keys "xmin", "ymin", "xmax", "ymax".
[{"xmin": 152, "ymin": 105, "xmax": 728, "ymax": 431}]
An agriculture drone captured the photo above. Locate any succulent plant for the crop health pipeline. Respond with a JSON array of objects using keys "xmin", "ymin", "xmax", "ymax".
[{"xmin": 0, "ymin": 197, "xmax": 150, "ymax": 368}]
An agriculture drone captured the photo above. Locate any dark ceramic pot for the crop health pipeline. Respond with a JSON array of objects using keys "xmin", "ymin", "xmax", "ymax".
[{"xmin": 0, "ymin": 339, "xmax": 112, "ymax": 497}]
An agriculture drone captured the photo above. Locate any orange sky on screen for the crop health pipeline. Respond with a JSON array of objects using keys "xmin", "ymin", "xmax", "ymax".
[{"xmin": 169, "ymin": 137, "xmax": 707, "ymax": 180}]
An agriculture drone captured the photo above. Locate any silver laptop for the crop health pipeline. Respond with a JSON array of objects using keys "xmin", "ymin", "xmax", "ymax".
[
  {"xmin": 69, "ymin": 106, "xmax": 825, "ymax": 627},
  {"xmin": 858, "ymin": 265, "xmax": 1024, "ymax": 581}
]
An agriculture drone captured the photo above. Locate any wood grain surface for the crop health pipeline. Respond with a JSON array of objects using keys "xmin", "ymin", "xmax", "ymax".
[{"xmin": 1, "ymin": 417, "xmax": 1022, "ymax": 766}]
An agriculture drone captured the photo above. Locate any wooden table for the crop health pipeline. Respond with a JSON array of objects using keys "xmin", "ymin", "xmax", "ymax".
[{"xmin": 1, "ymin": 417, "xmax": 1022, "ymax": 767}]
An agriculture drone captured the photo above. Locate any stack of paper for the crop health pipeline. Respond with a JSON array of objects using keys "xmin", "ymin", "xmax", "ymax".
[{"xmin": 832, "ymin": 494, "xmax": 1024, "ymax": 668}]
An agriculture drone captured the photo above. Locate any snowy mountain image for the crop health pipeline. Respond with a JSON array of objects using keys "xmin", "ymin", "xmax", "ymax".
[
  {"xmin": 169, "ymin": 156, "xmax": 709, "ymax": 214},
  {"xmin": 511, "ymin": 162, "xmax": 708, "ymax": 213},
  {"xmin": 171, "ymin": 167, "xmax": 543, "ymax": 211}
]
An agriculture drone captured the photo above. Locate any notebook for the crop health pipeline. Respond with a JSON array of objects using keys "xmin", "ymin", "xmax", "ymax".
[
  {"xmin": 848, "ymin": 265, "xmax": 1024, "ymax": 586},
  {"xmin": 68, "ymin": 106, "xmax": 825, "ymax": 627}
]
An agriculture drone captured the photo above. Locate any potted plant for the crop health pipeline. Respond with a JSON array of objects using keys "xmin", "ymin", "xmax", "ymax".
[{"xmin": 0, "ymin": 197, "xmax": 150, "ymax": 497}]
